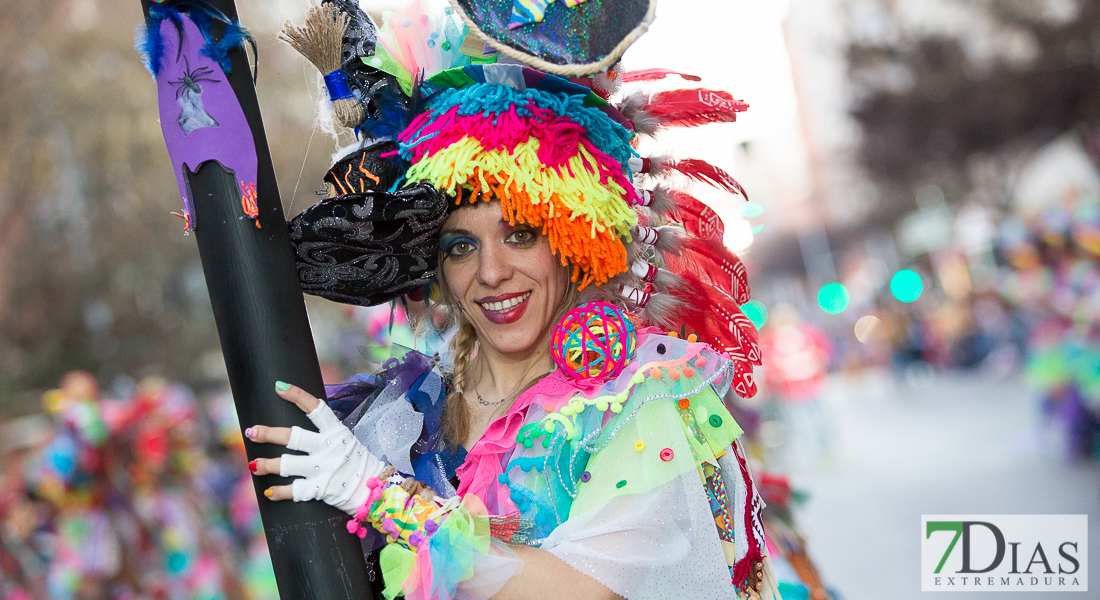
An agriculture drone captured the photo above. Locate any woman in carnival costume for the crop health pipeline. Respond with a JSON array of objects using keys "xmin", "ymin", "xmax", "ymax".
[{"xmin": 247, "ymin": 0, "xmax": 779, "ymax": 598}]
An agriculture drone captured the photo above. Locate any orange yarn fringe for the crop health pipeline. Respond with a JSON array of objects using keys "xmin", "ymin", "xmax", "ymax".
[{"xmin": 450, "ymin": 169, "xmax": 627, "ymax": 289}]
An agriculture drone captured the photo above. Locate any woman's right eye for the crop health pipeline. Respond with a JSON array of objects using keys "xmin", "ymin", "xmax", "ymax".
[{"xmin": 443, "ymin": 238, "xmax": 477, "ymax": 258}]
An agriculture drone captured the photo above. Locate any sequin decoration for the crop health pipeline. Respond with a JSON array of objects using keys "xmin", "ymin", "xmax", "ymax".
[
  {"xmin": 239, "ymin": 180, "xmax": 260, "ymax": 228},
  {"xmin": 703, "ymin": 462, "xmax": 736, "ymax": 545},
  {"xmin": 508, "ymin": 0, "xmax": 592, "ymax": 29},
  {"xmin": 454, "ymin": 0, "xmax": 655, "ymax": 73}
]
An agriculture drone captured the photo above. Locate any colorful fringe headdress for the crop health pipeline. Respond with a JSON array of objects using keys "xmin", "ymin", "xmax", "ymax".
[
  {"xmin": 281, "ymin": 0, "xmax": 763, "ymax": 398},
  {"xmin": 398, "ymin": 65, "xmax": 639, "ymax": 288}
]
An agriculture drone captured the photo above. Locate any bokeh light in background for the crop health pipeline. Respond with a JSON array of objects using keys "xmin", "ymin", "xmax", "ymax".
[
  {"xmin": 741, "ymin": 299, "xmax": 769, "ymax": 329},
  {"xmin": 816, "ymin": 282, "xmax": 850, "ymax": 314},
  {"xmin": 889, "ymin": 269, "xmax": 924, "ymax": 303},
  {"xmin": 853, "ymin": 315, "xmax": 880, "ymax": 344}
]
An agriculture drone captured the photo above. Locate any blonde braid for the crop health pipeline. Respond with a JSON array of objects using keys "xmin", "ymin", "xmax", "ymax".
[{"xmin": 442, "ymin": 318, "xmax": 477, "ymax": 447}]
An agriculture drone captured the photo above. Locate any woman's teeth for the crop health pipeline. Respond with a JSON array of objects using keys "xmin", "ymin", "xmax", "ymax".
[{"xmin": 479, "ymin": 292, "xmax": 530, "ymax": 312}]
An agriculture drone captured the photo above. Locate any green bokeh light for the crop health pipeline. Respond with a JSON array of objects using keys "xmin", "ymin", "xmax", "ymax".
[
  {"xmin": 740, "ymin": 201, "xmax": 765, "ymax": 219},
  {"xmin": 817, "ymin": 283, "xmax": 850, "ymax": 314},
  {"xmin": 740, "ymin": 300, "xmax": 768, "ymax": 330},
  {"xmin": 890, "ymin": 269, "xmax": 923, "ymax": 303}
]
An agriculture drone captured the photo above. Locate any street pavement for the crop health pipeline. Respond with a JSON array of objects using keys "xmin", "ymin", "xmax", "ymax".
[{"xmin": 779, "ymin": 370, "xmax": 1099, "ymax": 600}]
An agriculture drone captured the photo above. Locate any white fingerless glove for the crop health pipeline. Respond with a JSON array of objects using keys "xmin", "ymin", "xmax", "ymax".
[{"xmin": 279, "ymin": 401, "xmax": 388, "ymax": 514}]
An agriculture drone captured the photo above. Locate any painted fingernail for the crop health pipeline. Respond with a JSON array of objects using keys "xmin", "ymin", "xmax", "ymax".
[
  {"xmin": 248, "ymin": 460, "xmax": 258, "ymax": 473},
  {"xmin": 264, "ymin": 488, "xmax": 274, "ymax": 498},
  {"xmin": 245, "ymin": 427, "xmax": 257, "ymax": 439},
  {"xmin": 275, "ymin": 381, "xmax": 291, "ymax": 392}
]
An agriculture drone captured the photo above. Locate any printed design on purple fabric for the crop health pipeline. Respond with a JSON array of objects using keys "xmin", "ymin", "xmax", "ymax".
[
  {"xmin": 167, "ymin": 56, "xmax": 220, "ymax": 135},
  {"xmin": 154, "ymin": 14, "xmax": 259, "ymax": 232}
]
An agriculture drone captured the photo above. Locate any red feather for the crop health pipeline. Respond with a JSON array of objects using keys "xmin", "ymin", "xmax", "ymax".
[
  {"xmin": 701, "ymin": 284, "xmax": 761, "ymax": 366},
  {"xmin": 730, "ymin": 360, "xmax": 758, "ymax": 399},
  {"xmin": 645, "ymin": 88, "xmax": 750, "ymax": 128},
  {"xmin": 668, "ymin": 272, "xmax": 761, "ymax": 370},
  {"xmin": 621, "ymin": 68, "xmax": 702, "ymax": 83},
  {"xmin": 661, "ymin": 238, "xmax": 732, "ymax": 297},
  {"xmin": 663, "ymin": 236, "xmax": 752, "ymax": 306},
  {"xmin": 668, "ymin": 273, "xmax": 765, "ymax": 396},
  {"xmin": 666, "ymin": 158, "xmax": 748, "ymax": 200},
  {"xmin": 666, "ymin": 189, "xmax": 724, "ymax": 241}
]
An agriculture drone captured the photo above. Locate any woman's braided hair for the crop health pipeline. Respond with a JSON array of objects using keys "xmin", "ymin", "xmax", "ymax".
[{"xmin": 441, "ymin": 317, "xmax": 476, "ymax": 447}]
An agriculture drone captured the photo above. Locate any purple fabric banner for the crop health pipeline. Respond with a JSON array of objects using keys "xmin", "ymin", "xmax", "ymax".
[{"xmin": 156, "ymin": 15, "xmax": 259, "ymax": 230}]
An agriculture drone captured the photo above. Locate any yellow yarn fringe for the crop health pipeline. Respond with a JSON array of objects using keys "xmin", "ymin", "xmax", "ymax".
[{"xmin": 407, "ymin": 137, "xmax": 637, "ymax": 288}]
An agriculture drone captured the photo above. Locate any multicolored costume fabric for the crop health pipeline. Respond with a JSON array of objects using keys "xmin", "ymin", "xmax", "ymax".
[
  {"xmin": 274, "ymin": 2, "xmax": 778, "ymax": 597},
  {"xmin": 334, "ymin": 330, "xmax": 774, "ymax": 599}
]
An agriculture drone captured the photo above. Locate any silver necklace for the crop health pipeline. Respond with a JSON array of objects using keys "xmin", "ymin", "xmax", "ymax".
[{"xmin": 475, "ymin": 389, "xmax": 508, "ymax": 406}]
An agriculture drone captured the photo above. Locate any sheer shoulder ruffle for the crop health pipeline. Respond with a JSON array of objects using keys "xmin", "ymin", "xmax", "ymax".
[{"xmin": 326, "ymin": 349, "xmax": 463, "ymax": 500}]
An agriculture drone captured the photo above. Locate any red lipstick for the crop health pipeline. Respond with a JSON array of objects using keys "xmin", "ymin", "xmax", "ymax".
[
  {"xmin": 475, "ymin": 291, "xmax": 529, "ymax": 303},
  {"xmin": 477, "ymin": 291, "xmax": 531, "ymax": 325}
]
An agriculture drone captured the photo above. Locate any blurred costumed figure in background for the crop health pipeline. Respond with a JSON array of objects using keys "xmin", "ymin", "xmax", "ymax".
[
  {"xmin": 0, "ymin": 372, "xmax": 278, "ymax": 600},
  {"xmin": 999, "ymin": 186, "xmax": 1100, "ymax": 460}
]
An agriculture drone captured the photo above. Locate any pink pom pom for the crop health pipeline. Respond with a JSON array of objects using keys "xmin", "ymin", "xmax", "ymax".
[
  {"xmin": 355, "ymin": 504, "xmax": 370, "ymax": 521},
  {"xmin": 366, "ymin": 477, "xmax": 381, "ymax": 490},
  {"xmin": 357, "ymin": 527, "xmax": 367, "ymax": 538},
  {"xmin": 347, "ymin": 519, "xmax": 360, "ymax": 534}
]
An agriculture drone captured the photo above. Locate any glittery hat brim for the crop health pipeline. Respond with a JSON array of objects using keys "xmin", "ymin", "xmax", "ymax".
[
  {"xmin": 287, "ymin": 184, "xmax": 449, "ymax": 307},
  {"xmin": 447, "ymin": 0, "xmax": 656, "ymax": 76}
]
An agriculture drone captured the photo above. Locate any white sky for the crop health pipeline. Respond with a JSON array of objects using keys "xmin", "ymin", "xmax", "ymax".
[{"xmin": 623, "ymin": 0, "xmax": 812, "ymax": 250}]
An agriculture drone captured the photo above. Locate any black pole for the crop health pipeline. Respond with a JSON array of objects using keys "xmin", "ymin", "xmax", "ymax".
[{"xmin": 137, "ymin": 0, "xmax": 374, "ymax": 597}]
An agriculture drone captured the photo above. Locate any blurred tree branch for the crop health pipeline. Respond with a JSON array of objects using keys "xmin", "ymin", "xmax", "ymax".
[{"xmin": 847, "ymin": 0, "xmax": 1100, "ymax": 220}]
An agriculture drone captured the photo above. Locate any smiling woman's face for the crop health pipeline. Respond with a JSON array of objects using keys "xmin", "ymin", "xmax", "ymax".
[{"xmin": 439, "ymin": 201, "xmax": 571, "ymax": 358}]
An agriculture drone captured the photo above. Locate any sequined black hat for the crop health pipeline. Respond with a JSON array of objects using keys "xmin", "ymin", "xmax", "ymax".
[{"xmin": 288, "ymin": 141, "xmax": 448, "ymax": 306}]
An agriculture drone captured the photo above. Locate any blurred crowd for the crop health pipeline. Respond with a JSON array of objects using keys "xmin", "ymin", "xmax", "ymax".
[
  {"xmin": 746, "ymin": 185, "xmax": 1100, "ymax": 467},
  {"xmin": 999, "ymin": 187, "xmax": 1100, "ymax": 461},
  {"xmin": 0, "ymin": 372, "xmax": 277, "ymax": 600}
]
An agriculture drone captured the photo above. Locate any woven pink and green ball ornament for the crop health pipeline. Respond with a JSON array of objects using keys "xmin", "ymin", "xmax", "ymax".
[{"xmin": 551, "ymin": 302, "xmax": 637, "ymax": 380}]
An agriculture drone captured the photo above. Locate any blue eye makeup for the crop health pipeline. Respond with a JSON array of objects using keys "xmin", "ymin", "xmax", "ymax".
[{"xmin": 440, "ymin": 233, "xmax": 478, "ymax": 258}]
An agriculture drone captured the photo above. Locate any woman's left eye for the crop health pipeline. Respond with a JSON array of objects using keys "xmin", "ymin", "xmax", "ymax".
[{"xmin": 507, "ymin": 229, "xmax": 536, "ymax": 245}]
